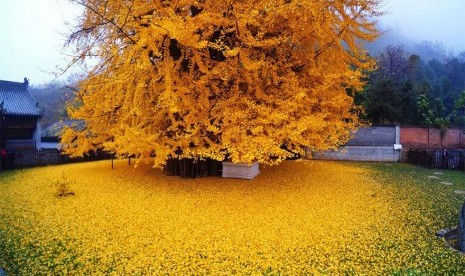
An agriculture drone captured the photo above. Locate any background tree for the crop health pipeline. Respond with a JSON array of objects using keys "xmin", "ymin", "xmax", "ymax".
[
  {"xmin": 363, "ymin": 79, "xmax": 400, "ymax": 124},
  {"xmin": 62, "ymin": 0, "xmax": 381, "ymax": 167},
  {"xmin": 451, "ymin": 91, "xmax": 465, "ymax": 126},
  {"xmin": 30, "ymin": 82, "xmax": 75, "ymax": 128},
  {"xmin": 360, "ymin": 46, "xmax": 421, "ymax": 124},
  {"xmin": 360, "ymin": 45, "xmax": 465, "ymax": 127},
  {"xmin": 417, "ymin": 92, "xmax": 434, "ymax": 126}
]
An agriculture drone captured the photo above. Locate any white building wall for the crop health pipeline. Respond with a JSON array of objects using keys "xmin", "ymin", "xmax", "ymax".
[{"xmin": 34, "ymin": 117, "xmax": 41, "ymax": 150}]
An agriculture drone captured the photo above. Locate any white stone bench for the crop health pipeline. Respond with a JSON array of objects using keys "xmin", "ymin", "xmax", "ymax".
[{"xmin": 222, "ymin": 161, "xmax": 260, "ymax": 179}]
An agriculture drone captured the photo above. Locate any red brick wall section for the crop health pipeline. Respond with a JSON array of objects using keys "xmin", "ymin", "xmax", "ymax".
[{"xmin": 400, "ymin": 127, "xmax": 465, "ymax": 150}]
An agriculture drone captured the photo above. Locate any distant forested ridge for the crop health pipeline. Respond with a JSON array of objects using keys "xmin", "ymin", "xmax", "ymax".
[
  {"xmin": 29, "ymin": 83, "xmax": 74, "ymax": 129},
  {"xmin": 357, "ymin": 44, "xmax": 465, "ymax": 129}
]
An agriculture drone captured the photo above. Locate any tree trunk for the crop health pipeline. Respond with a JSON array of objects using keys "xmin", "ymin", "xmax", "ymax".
[{"xmin": 164, "ymin": 158, "xmax": 222, "ymax": 178}]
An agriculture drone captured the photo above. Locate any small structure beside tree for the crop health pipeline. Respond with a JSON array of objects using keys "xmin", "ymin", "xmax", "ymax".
[
  {"xmin": 0, "ymin": 78, "xmax": 43, "ymax": 170},
  {"xmin": 222, "ymin": 161, "xmax": 260, "ymax": 180}
]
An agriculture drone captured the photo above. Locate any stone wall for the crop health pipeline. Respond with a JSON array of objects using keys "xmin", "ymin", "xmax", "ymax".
[
  {"xmin": 312, "ymin": 146, "xmax": 400, "ymax": 162},
  {"xmin": 312, "ymin": 126, "xmax": 401, "ymax": 162},
  {"xmin": 346, "ymin": 126, "xmax": 397, "ymax": 146}
]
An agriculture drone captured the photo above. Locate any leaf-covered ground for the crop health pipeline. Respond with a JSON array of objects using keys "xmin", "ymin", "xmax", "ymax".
[{"xmin": 0, "ymin": 160, "xmax": 464, "ymax": 274}]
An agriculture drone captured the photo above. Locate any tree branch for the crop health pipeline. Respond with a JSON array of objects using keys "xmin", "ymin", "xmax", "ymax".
[
  {"xmin": 314, "ymin": 2, "xmax": 369, "ymax": 60},
  {"xmin": 70, "ymin": 0, "xmax": 136, "ymax": 44}
]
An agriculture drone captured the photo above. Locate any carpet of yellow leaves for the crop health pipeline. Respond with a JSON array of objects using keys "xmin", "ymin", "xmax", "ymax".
[{"xmin": 0, "ymin": 160, "xmax": 464, "ymax": 274}]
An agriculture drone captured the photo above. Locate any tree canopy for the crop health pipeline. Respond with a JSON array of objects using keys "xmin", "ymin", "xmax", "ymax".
[{"xmin": 62, "ymin": 0, "xmax": 381, "ymax": 167}]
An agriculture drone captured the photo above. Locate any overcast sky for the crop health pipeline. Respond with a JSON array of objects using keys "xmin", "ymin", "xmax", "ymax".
[
  {"xmin": 381, "ymin": 0, "xmax": 465, "ymax": 51},
  {"xmin": 1, "ymin": 0, "xmax": 465, "ymax": 86},
  {"xmin": 0, "ymin": 0, "xmax": 81, "ymax": 86}
]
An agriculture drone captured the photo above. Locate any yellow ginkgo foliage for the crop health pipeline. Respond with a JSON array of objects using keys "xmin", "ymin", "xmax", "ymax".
[{"xmin": 63, "ymin": 0, "xmax": 381, "ymax": 167}]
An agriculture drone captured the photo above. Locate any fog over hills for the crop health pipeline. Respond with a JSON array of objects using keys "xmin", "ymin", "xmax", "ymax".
[
  {"xmin": 366, "ymin": 23, "xmax": 462, "ymax": 62},
  {"xmin": 375, "ymin": 0, "xmax": 465, "ymax": 59}
]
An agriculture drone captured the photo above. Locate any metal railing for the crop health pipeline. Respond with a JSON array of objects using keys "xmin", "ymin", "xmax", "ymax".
[{"xmin": 0, "ymin": 149, "xmax": 112, "ymax": 170}]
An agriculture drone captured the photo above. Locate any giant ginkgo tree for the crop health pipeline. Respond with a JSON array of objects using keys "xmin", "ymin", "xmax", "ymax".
[{"xmin": 62, "ymin": 0, "xmax": 381, "ymax": 167}]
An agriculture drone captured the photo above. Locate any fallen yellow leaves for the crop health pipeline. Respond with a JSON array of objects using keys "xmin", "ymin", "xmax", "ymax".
[{"xmin": 0, "ymin": 160, "xmax": 464, "ymax": 274}]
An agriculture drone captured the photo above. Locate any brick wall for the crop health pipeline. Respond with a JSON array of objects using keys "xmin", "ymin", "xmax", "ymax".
[
  {"xmin": 401, "ymin": 127, "xmax": 465, "ymax": 150},
  {"xmin": 314, "ymin": 126, "xmax": 464, "ymax": 162},
  {"xmin": 400, "ymin": 127, "xmax": 465, "ymax": 161}
]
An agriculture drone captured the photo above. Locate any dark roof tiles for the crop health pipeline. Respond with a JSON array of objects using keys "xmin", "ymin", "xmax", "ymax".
[{"xmin": 0, "ymin": 80, "xmax": 42, "ymax": 117}]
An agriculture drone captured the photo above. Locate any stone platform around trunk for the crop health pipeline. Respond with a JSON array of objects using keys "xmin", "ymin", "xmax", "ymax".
[{"xmin": 222, "ymin": 161, "xmax": 260, "ymax": 180}]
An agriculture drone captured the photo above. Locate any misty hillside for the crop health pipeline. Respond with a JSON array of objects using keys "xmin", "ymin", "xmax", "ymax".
[
  {"xmin": 366, "ymin": 23, "xmax": 460, "ymax": 61},
  {"xmin": 357, "ymin": 44, "xmax": 465, "ymax": 128},
  {"xmin": 29, "ymin": 84, "xmax": 74, "ymax": 129}
]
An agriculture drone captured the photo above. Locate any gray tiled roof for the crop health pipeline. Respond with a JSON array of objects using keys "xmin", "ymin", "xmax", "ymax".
[{"xmin": 0, "ymin": 80, "xmax": 42, "ymax": 117}]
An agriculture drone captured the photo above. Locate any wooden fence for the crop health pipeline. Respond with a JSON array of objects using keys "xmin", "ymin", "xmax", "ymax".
[
  {"xmin": 408, "ymin": 149, "xmax": 465, "ymax": 170},
  {"xmin": 0, "ymin": 149, "xmax": 111, "ymax": 170},
  {"xmin": 5, "ymin": 141, "xmax": 37, "ymax": 151},
  {"xmin": 12, "ymin": 150, "xmax": 65, "ymax": 168},
  {"xmin": 0, "ymin": 150, "xmax": 224, "ymax": 177},
  {"xmin": 0, "ymin": 150, "xmax": 66, "ymax": 170}
]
